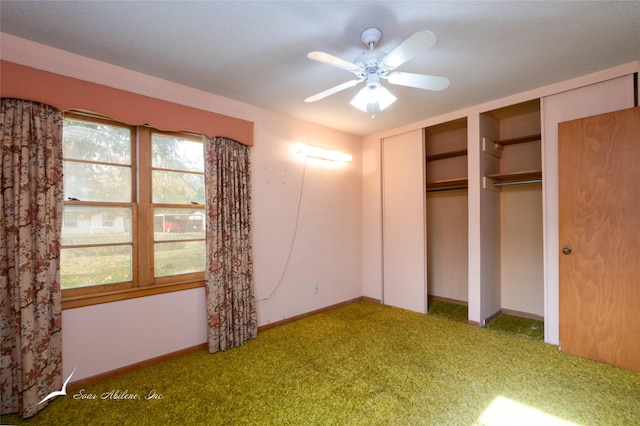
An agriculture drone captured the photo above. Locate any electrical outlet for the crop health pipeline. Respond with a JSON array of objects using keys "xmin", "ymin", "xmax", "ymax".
[{"xmin": 314, "ymin": 284, "xmax": 319, "ymax": 294}]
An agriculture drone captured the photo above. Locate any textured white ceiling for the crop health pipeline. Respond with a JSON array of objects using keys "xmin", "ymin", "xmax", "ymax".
[{"xmin": 1, "ymin": 1, "xmax": 639, "ymax": 136}]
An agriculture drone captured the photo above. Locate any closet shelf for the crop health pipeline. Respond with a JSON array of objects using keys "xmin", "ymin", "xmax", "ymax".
[
  {"xmin": 494, "ymin": 133, "xmax": 541, "ymax": 146},
  {"xmin": 426, "ymin": 149, "xmax": 468, "ymax": 162},
  {"xmin": 426, "ymin": 177, "xmax": 468, "ymax": 192},
  {"xmin": 485, "ymin": 170, "xmax": 542, "ymax": 183}
]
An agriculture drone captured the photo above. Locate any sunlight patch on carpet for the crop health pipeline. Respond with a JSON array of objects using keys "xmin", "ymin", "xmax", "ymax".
[{"xmin": 478, "ymin": 396, "xmax": 579, "ymax": 426}]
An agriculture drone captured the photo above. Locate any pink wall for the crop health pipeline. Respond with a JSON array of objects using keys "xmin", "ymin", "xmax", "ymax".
[
  {"xmin": 0, "ymin": 60, "xmax": 253, "ymax": 146},
  {"xmin": 62, "ymin": 289, "xmax": 207, "ymax": 381},
  {"xmin": 2, "ymin": 34, "xmax": 364, "ymax": 383}
]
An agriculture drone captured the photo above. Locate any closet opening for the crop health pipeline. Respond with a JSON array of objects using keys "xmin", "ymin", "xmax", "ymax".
[
  {"xmin": 425, "ymin": 118, "xmax": 469, "ymax": 323},
  {"xmin": 480, "ymin": 99, "xmax": 544, "ymax": 340}
]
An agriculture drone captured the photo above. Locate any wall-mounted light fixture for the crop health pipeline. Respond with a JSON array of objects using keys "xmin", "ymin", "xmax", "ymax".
[{"xmin": 296, "ymin": 145, "xmax": 352, "ymax": 162}]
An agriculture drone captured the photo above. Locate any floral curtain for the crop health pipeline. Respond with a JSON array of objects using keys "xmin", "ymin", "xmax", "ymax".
[
  {"xmin": 203, "ymin": 136, "xmax": 257, "ymax": 353},
  {"xmin": 0, "ymin": 99, "xmax": 64, "ymax": 418}
]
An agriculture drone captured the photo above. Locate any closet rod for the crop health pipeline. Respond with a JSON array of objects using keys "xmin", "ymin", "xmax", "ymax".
[
  {"xmin": 426, "ymin": 186, "xmax": 468, "ymax": 193},
  {"xmin": 493, "ymin": 179, "xmax": 542, "ymax": 187}
]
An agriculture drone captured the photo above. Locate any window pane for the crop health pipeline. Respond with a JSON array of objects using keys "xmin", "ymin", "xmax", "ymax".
[
  {"xmin": 64, "ymin": 162, "xmax": 131, "ymax": 202},
  {"xmin": 152, "ymin": 170, "xmax": 204, "ymax": 204},
  {"xmin": 62, "ymin": 206, "xmax": 132, "ymax": 245},
  {"xmin": 154, "ymin": 241, "xmax": 205, "ymax": 277},
  {"xmin": 152, "ymin": 134, "xmax": 203, "ymax": 172},
  {"xmin": 154, "ymin": 208, "xmax": 205, "ymax": 241},
  {"xmin": 63, "ymin": 118, "xmax": 131, "ymax": 165},
  {"xmin": 61, "ymin": 245, "xmax": 132, "ymax": 289}
]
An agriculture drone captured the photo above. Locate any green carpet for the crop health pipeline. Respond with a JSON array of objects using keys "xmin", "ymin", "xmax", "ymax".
[
  {"xmin": 3, "ymin": 301, "xmax": 639, "ymax": 425},
  {"xmin": 428, "ymin": 298, "xmax": 468, "ymax": 323},
  {"xmin": 428, "ymin": 299, "xmax": 545, "ymax": 342},
  {"xmin": 487, "ymin": 313, "xmax": 545, "ymax": 341}
]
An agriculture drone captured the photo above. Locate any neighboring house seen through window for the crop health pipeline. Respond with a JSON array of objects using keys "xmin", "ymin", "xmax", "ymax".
[{"xmin": 61, "ymin": 113, "xmax": 205, "ymax": 308}]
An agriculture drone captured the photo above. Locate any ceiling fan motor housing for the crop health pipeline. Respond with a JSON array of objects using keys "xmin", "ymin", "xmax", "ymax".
[
  {"xmin": 355, "ymin": 51, "xmax": 387, "ymax": 73},
  {"xmin": 355, "ymin": 28, "xmax": 391, "ymax": 84}
]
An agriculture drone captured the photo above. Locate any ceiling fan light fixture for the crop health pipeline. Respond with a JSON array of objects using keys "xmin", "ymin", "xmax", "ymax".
[
  {"xmin": 350, "ymin": 83, "xmax": 397, "ymax": 114},
  {"xmin": 306, "ymin": 27, "xmax": 448, "ymax": 116}
]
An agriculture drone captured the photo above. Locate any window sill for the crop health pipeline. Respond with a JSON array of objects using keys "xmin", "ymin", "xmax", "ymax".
[{"xmin": 62, "ymin": 279, "xmax": 205, "ymax": 310}]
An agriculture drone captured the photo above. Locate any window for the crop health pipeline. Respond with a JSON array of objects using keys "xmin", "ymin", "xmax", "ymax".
[
  {"xmin": 151, "ymin": 133, "xmax": 206, "ymax": 279},
  {"xmin": 61, "ymin": 114, "xmax": 205, "ymax": 308},
  {"xmin": 64, "ymin": 213, "xmax": 78, "ymax": 228},
  {"xmin": 101, "ymin": 213, "xmax": 115, "ymax": 227}
]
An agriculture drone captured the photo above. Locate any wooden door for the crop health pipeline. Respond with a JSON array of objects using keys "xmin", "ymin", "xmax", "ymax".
[
  {"xmin": 558, "ymin": 106, "xmax": 640, "ymax": 371},
  {"xmin": 381, "ymin": 129, "xmax": 427, "ymax": 313}
]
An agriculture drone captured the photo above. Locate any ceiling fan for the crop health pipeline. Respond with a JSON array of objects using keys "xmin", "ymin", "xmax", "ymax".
[{"xmin": 305, "ymin": 27, "xmax": 450, "ymax": 117}]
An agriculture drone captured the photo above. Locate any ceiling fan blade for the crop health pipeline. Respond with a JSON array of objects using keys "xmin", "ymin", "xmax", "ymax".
[
  {"xmin": 387, "ymin": 72, "xmax": 450, "ymax": 91},
  {"xmin": 304, "ymin": 79, "xmax": 363, "ymax": 103},
  {"xmin": 381, "ymin": 30, "xmax": 436, "ymax": 70},
  {"xmin": 307, "ymin": 51, "xmax": 360, "ymax": 72}
]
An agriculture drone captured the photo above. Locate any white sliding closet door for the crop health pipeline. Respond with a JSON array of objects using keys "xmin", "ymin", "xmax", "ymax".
[{"xmin": 382, "ymin": 130, "xmax": 427, "ymax": 313}]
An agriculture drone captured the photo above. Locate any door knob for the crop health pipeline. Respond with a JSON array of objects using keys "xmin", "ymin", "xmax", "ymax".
[{"xmin": 562, "ymin": 246, "xmax": 572, "ymax": 255}]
